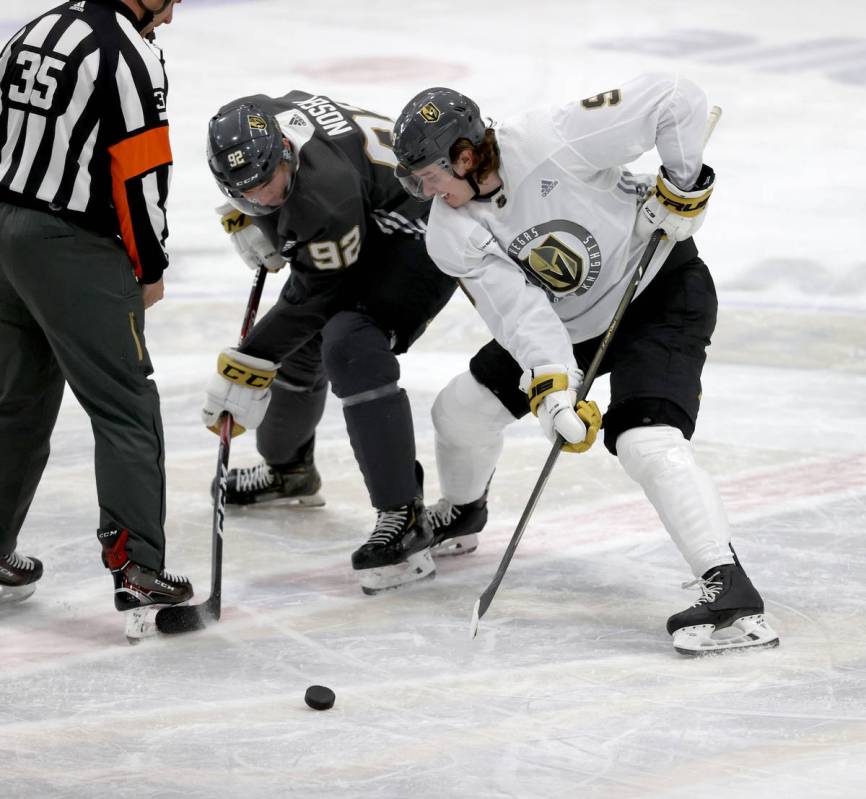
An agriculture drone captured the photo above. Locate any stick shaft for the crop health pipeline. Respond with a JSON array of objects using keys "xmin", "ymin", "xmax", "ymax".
[
  {"xmin": 209, "ymin": 265, "xmax": 268, "ymax": 608},
  {"xmin": 156, "ymin": 266, "xmax": 268, "ymax": 633},
  {"xmin": 473, "ymin": 231, "xmax": 664, "ymax": 625}
]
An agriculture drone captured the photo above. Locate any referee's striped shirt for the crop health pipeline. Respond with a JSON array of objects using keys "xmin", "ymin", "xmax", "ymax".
[{"xmin": 0, "ymin": 0, "xmax": 173, "ymax": 283}]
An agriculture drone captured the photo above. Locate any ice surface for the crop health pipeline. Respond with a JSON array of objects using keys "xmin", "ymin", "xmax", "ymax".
[{"xmin": 2, "ymin": 1, "xmax": 865, "ymax": 797}]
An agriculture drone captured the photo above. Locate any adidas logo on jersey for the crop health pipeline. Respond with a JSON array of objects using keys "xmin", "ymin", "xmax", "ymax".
[
  {"xmin": 286, "ymin": 113, "xmax": 307, "ymax": 127},
  {"xmin": 541, "ymin": 179, "xmax": 559, "ymax": 198},
  {"xmin": 71, "ymin": 1, "xmax": 86, "ymax": 10}
]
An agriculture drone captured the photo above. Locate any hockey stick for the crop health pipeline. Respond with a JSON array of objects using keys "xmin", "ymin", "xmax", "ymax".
[
  {"xmin": 470, "ymin": 105, "xmax": 723, "ymax": 638},
  {"xmin": 156, "ymin": 265, "xmax": 269, "ymax": 634}
]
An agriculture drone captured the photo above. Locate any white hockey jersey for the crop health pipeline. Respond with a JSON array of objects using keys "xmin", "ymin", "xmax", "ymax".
[{"xmin": 424, "ymin": 72, "xmax": 709, "ymax": 373}]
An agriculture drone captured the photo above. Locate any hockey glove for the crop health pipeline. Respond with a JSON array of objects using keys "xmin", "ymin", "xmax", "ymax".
[
  {"xmin": 635, "ymin": 164, "xmax": 715, "ymax": 242},
  {"xmin": 202, "ymin": 348, "xmax": 277, "ymax": 437},
  {"xmin": 217, "ymin": 203, "xmax": 286, "ymax": 272},
  {"xmin": 520, "ymin": 364, "xmax": 601, "ymax": 454}
]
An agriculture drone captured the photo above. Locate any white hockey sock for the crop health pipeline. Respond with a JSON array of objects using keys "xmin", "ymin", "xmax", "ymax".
[
  {"xmin": 432, "ymin": 372, "xmax": 514, "ymax": 505},
  {"xmin": 616, "ymin": 425, "xmax": 733, "ymax": 577}
]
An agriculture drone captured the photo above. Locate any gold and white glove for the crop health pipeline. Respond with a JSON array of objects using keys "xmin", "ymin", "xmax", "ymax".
[
  {"xmin": 201, "ymin": 348, "xmax": 277, "ymax": 437},
  {"xmin": 520, "ymin": 363, "xmax": 601, "ymax": 454},
  {"xmin": 635, "ymin": 164, "xmax": 715, "ymax": 242},
  {"xmin": 217, "ymin": 203, "xmax": 286, "ymax": 272}
]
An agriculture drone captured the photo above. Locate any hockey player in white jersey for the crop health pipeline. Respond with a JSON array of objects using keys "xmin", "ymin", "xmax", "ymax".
[{"xmin": 392, "ymin": 74, "xmax": 779, "ymax": 655}]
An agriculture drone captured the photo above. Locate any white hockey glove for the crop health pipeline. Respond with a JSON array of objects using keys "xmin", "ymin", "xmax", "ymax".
[
  {"xmin": 635, "ymin": 164, "xmax": 715, "ymax": 242},
  {"xmin": 520, "ymin": 364, "xmax": 602, "ymax": 454},
  {"xmin": 201, "ymin": 348, "xmax": 277, "ymax": 437},
  {"xmin": 217, "ymin": 203, "xmax": 286, "ymax": 272}
]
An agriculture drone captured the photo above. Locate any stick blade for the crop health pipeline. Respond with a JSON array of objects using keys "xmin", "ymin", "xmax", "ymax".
[
  {"xmin": 470, "ymin": 588, "xmax": 495, "ymax": 639},
  {"xmin": 155, "ymin": 599, "xmax": 219, "ymax": 635},
  {"xmin": 470, "ymin": 598, "xmax": 481, "ymax": 639}
]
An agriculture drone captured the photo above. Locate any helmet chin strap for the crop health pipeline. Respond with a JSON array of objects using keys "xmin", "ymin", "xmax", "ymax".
[
  {"xmin": 134, "ymin": 0, "xmax": 172, "ymax": 31},
  {"xmin": 463, "ymin": 172, "xmax": 482, "ymax": 198}
]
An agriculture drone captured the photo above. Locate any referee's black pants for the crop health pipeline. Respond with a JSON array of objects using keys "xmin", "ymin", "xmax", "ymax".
[{"xmin": 0, "ymin": 202, "xmax": 166, "ymax": 571}]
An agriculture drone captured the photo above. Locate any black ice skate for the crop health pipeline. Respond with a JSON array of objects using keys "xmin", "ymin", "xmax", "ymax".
[
  {"xmin": 351, "ymin": 499, "xmax": 435, "ymax": 594},
  {"xmin": 0, "ymin": 551, "xmax": 43, "ymax": 606},
  {"xmin": 667, "ymin": 556, "xmax": 779, "ymax": 656},
  {"xmin": 213, "ymin": 460, "xmax": 324, "ymax": 507},
  {"xmin": 98, "ymin": 527, "xmax": 193, "ymax": 643},
  {"xmin": 426, "ymin": 496, "xmax": 488, "ymax": 557}
]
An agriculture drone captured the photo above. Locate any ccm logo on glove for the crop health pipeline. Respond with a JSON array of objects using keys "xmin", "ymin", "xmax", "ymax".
[
  {"xmin": 202, "ymin": 348, "xmax": 277, "ymax": 437},
  {"xmin": 218, "ymin": 350, "xmax": 274, "ymax": 388}
]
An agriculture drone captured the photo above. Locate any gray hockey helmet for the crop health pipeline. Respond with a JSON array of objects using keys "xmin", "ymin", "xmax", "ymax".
[
  {"xmin": 207, "ymin": 101, "xmax": 294, "ymax": 216},
  {"xmin": 392, "ymin": 87, "xmax": 485, "ymax": 180}
]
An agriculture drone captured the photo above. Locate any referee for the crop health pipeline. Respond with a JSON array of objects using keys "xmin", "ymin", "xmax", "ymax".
[{"xmin": 0, "ymin": 0, "xmax": 192, "ymax": 632}]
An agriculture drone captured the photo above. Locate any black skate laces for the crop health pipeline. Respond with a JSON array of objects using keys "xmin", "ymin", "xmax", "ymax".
[
  {"xmin": 426, "ymin": 499, "xmax": 459, "ymax": 530},
  {"xmin": 2, "ymin": 552, "xmax": 37, "ymax": 571},
  {"xmin": 366, "ymin": 507, "xmax": 411, "ymax": 545},
  {"xmin": 236, "ymin": 462, "xmax": 275, "ymax": 493},
  {"xmin": 681, "ymin": 570, "xmax": 724, "ymax": 607}
]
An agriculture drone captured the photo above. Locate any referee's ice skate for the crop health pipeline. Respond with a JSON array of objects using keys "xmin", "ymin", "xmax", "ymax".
[
  {"xmin": 98, "ymin": 527, "xmax": 193, "ymax": 643},
  {"xmin": 351, "ymin": 499, "xmax": 435, "ymax": 594},
  {"xmin": 667, "ymin": 559, "xmax": 779, "ymax": 656},
  {"xmin": 0, "ymin": 551, "xmax": 43, "ymax": 606}
]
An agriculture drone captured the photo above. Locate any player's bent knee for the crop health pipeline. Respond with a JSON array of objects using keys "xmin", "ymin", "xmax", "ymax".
[
  {"xmin": 433, "ymin": 371, "xmax": 513, "ymax": 445},
  {"xmin": 615, "ymin": 425, "xmax": 696, "ymax": 485},
  {"xmin": 602, "ymin": 397, "xmax": 695, "ymax": 455},
  {"xmin": 321, "ymin": 311, "xmax": 399, "ymax": 397}
]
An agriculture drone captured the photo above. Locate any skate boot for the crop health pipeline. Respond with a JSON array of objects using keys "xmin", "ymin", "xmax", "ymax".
[
  {"xmin": 0, "ymin": 551, "xmax": 43, "ymax": 606},
  {"xmin": 213, "ymin": 460, "xmax": 324, "ymax": 507},
  {"xmin": 351, "ymin": 498, "xmax": 435, "ymax": 595},
  {"xmin": 667, "ymin": 555, "xmax": 779, "ymax": 656},
  {"xmin": 427, "ymin": 495, "xmax": 487, "ymax": 557},
  {"xmin": 98, "ymin": 526, "xmax": 193, "ymax": 643}
]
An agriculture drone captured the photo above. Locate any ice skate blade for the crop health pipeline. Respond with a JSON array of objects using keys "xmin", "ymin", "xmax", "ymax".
[
  {"xmin": 231, "ymin": 492, "xmax": 326, "ymax": 509},
  {"xmin": 0, "ymin": 583, "xmax": 37, "ymax": 607},
  {"xmin": 431, "ymin": 533, "xmax": 478, "ymax": 558},
  {"xmin": 672, "ymin": 614, "xmax": 780, "ymax": 657},
  {"xmin": 358, "ymin": 549, "xmax": 436, "ymax": 595},
  {"xmin": 125, "ymin": 603, "xmax": 189, "ymax": 645},
  {"xmin": 293, "ymin": 492, "xmax": 326, "ymax": 508}
]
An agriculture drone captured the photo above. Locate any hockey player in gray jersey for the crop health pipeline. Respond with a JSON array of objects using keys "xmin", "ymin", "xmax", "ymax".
[
  {"xmin": 203, "ymin": 91, "xmax": 457, "ymax": 594},
  {"xmin": 392, "ymin": 74, "xmax": 779, "ymax": 655}
]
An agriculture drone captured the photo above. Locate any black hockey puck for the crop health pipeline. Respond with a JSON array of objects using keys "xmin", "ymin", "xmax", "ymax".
[{"xmin": 304, "ymin": 685, "xmax": 335, "ymax": 711}]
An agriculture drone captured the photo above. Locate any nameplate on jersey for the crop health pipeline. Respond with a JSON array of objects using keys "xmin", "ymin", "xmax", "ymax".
[
  {"xmin": 506, "ymin": 220, "xmax": 602, "ymax": 301},
  {"xmin": 291, "ymin": 96, "xmax": 355, "ymax": 137}
]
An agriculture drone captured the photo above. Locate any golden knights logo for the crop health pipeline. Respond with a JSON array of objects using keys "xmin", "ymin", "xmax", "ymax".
[
  {"xmin": 247, "ymin": 114, "xmax": 268, "ymax": 132},
  {"xmin": 507, "ymin": 220, "xmax": 602, "ymax": 299},
  {"xmin": 528, "ymin": 235, "xmax": 583, "ymax": 291},
  {"xmin": 418, "ymin": 102, "xmax": 440, "ymax": 123}
]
